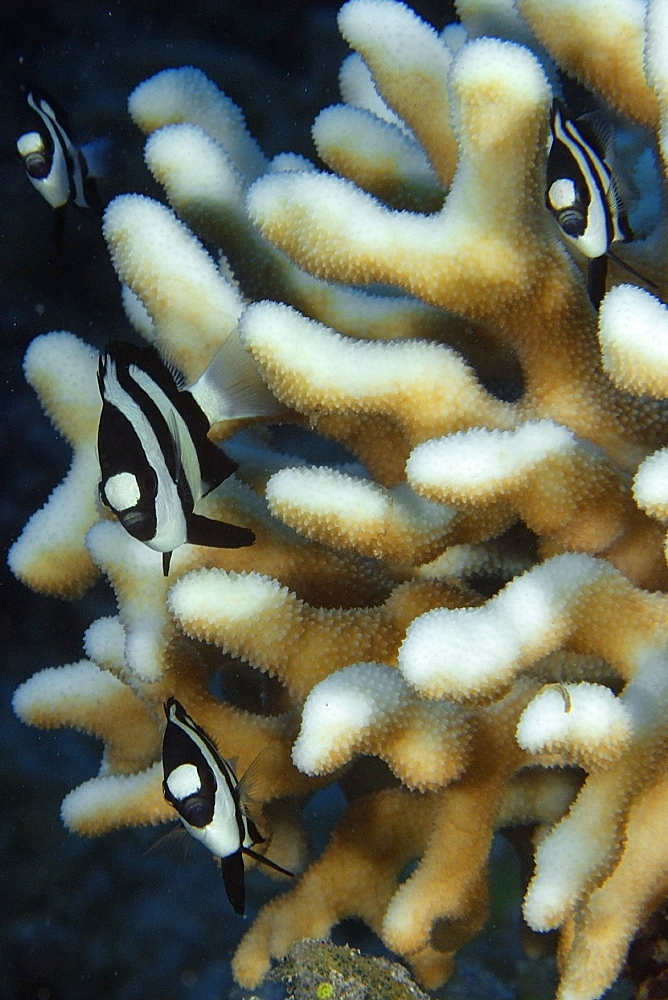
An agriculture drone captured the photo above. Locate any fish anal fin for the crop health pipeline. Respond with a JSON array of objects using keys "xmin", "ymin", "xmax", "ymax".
[
  {"xmin": 219, "ymin": 850, "xmax": 246, "ymax": 915},
  {"xmin": 186, "ymin": 513, "xmax": 255, "ymax": 550}
]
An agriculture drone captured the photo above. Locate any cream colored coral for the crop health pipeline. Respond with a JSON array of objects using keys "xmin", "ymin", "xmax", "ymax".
[
  {"xmin": 8, "ymin": 332, "xmax": 101, "ymax": 597},
  {"xmin": 292, "ymin": 662, "xmax": 474, "ymax": 791}
]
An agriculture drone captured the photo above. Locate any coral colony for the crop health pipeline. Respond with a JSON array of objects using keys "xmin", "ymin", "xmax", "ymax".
[{"xmin": 9, "ymin": 1, "xmax": 668, "ymax": 998}]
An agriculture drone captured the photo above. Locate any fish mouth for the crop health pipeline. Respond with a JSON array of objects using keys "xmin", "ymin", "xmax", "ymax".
[{"xmin": 118, "ymin": 509, "xmax": 154, "ymax": 540}]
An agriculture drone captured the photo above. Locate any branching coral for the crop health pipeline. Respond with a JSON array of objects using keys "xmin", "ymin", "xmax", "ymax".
[{"xmin": 9, "ymin": 1, "xmax": 668, "ymax": 999}]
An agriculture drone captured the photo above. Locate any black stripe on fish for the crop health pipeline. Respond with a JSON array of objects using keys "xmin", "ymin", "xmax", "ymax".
[
  {"xmin": 97, "ymin": 341, "xmax": 254, "ymax": 574},
  {"xmin": 161, "ymin": 698, "xmax": 293, "ymax": 915}
]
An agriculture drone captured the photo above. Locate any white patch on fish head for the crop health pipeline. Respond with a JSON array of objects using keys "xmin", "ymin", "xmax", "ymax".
[
  {"xmin": 548, "ymin": 177, "xmax": 577, "ymax": 212},
  {"xmin": 17, "ymin": 131, "xmax": 50, "ymax": 180},
  {"xmin": 103, "ymin": 471, "xmax": 142, "ymax": 512},
  {"xmin": 166, "ymin": 762, "xmax": 201, "ymax": 802}
]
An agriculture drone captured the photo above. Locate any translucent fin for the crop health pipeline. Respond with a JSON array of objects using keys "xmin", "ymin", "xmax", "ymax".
[
  {"xmin": 188, "ymin": 327, "xmax": 289, "ymax": 424},
  {"xmin": 236, "ymin": 745, "xmax": 283, "ymax": 810},
  {"xmin": 577, "ymin": 109, "xmax": 638, "ymax": 228},
  {"xmin": 141, "ymin": 823, "xmax": 190, "ymax": 859},
  {"xmin": 80, "ymin": 135, "xmax": 112, "ymax": 178}
]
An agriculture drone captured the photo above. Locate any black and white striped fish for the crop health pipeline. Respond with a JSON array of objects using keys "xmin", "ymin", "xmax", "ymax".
[
  {"xmin": 162, "ymin": 698, "xmax": 293, "ymax": 914},
  {"xmin": 97, "ymin": 340, "xmax": 258, "ymax": 576},
  {"xmin": 546, "ymin": 99, "xmax": 632, "ymax": 259},
  {"xmin": 16, "ymin": 89, "xmax": 105, "ymax": 237},
  {"xmin": 545, "ymin": 99, "xmax": 644, "ymax": 306}
]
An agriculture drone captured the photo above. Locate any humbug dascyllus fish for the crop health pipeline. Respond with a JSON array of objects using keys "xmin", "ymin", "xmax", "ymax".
[
  {"xmin": 161, "ymin": 698, "xmax": 294, "ymax": 915},
  {"xmin": 546, "ymin": 98, "xmax": 651, "ymax": 306},
  {"xmin": 97, "ymin": 335, "xmax": 284, "ymax": 575},
  {"xmin": 16, "ymin": 89, "xmax": 106, "ymax": 243}
]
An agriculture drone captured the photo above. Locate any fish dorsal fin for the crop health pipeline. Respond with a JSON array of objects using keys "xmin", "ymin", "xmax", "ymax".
[
  {"xmin": 576, "ymin": 110, "xmax": 614, "ymax": 161},
  {"xmin": 188, "ymin": 328, "xmax": 289, "ymax": 424},
  {"xmin": 577, "ymin": 109, "xmax": 637, "ymax": 235}
]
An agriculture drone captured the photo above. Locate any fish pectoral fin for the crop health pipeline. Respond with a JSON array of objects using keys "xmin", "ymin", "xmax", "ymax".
[
  {"xmin": 236, "ymin": 744, "xmax": 285, "ymax": 811},
  {"xmin": 187, "ymin": 513, "xmax": 255, "ymax": 550},
  {"xmin": 141, "ymin": 822, "xmax": 189, "ymax": 860},
  {"xmin": 242, "ymin": 845, "xmax": 294, "ymax": 879},
  {"xmin": 219, "ymin": 851, "xmax": 246, "ymax": 915}
]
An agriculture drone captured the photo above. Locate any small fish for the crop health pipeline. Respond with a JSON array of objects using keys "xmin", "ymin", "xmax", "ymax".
[
  {"xmin": 162, "ymin": 698, "xmax": 293, "ymax": 915},
  {"xmin": 545, "ymin": 99, "xmax": 649, "ymax": 305},
  {"xmin": 16, "ymin": 89, "xmax": 105, "ymax": 241},
  {"xmin": 546, "ymin": 98, "xmax": 631, "ymax": 259},
  {"xmin": 97, "ymin": 339, "xmax": 260, "ymax": 575}
]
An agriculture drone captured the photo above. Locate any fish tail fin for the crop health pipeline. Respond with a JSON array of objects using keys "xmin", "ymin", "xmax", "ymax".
[
  {"xmin": 80, "ymin": 136, "xmax": 112, "ymax": 178},
  {"xmin": 188, "ymin": 327, "xmax": 289, "ymax": 424}
]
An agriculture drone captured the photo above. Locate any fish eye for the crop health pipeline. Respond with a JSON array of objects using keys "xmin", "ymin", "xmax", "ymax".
[{"xmin": 557, "ymin": 208, "xmax": 586, "ymax": 238}]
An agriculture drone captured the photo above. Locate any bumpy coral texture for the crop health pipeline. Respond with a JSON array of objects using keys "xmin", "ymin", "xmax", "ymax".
[{"xmin": 10, "ymin": 2, "xmax": 668, "ymax": 999}]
